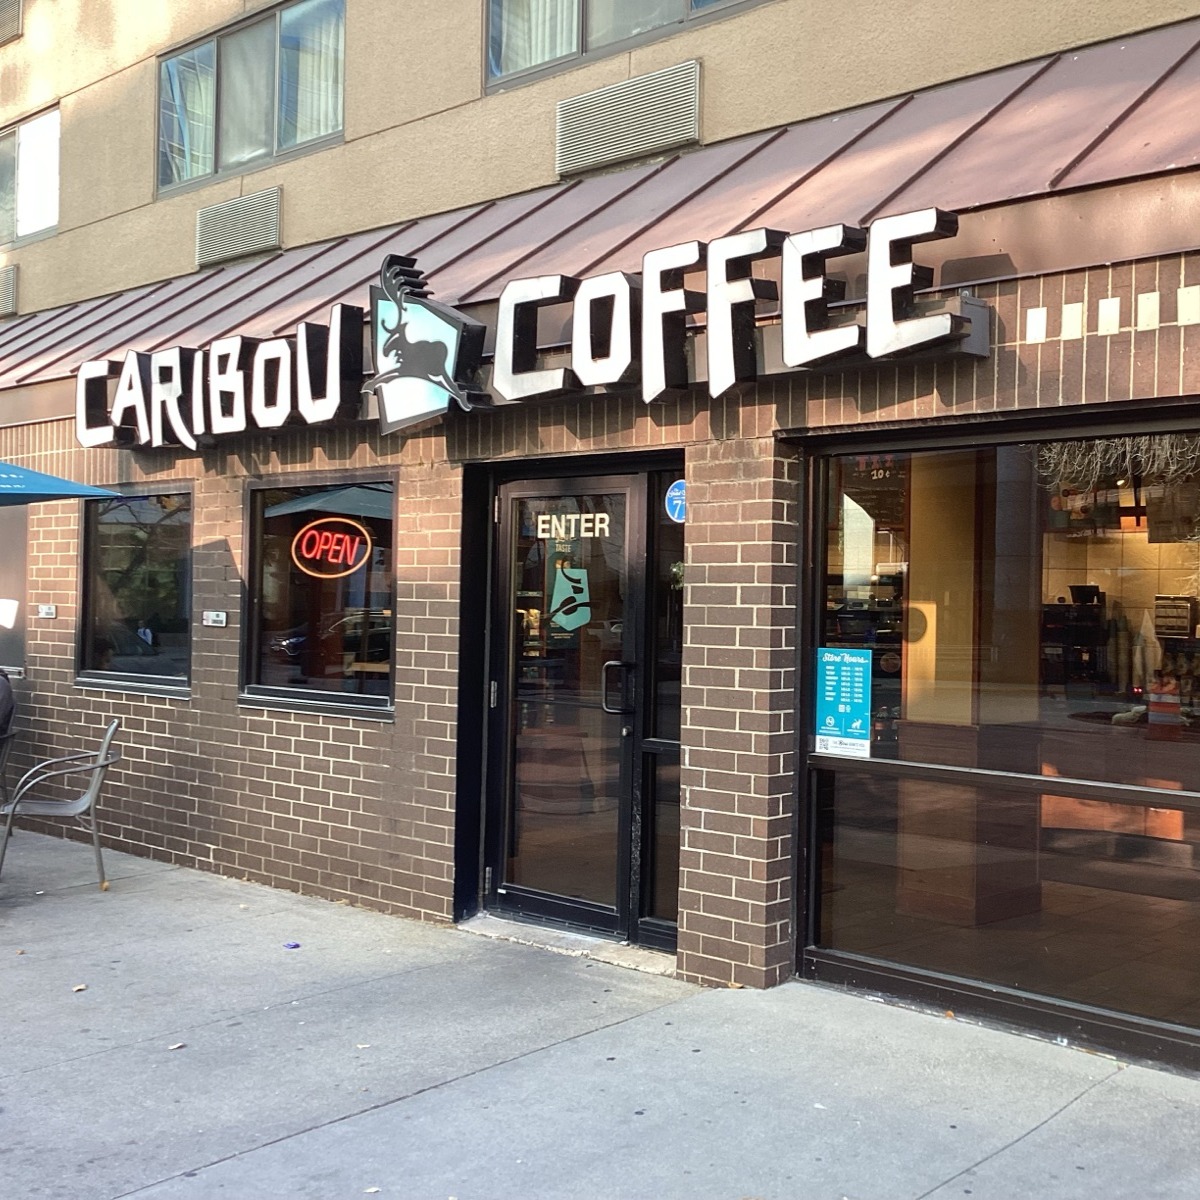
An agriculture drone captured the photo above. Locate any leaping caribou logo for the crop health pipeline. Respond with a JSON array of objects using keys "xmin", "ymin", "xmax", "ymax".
[{"xmin": 363, "ymin": 255, "xmax": 488, "ymax": 435}]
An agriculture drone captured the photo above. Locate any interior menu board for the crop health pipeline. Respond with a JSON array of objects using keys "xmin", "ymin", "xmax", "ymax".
[{"xmin": 815, "ymin": 648, "xmax": 872, "ymax": 757}]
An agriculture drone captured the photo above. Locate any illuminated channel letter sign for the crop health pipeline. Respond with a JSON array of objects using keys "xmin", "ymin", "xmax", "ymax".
[
  {"xmin": 74, "ymin": 205, "xmax": 991, "ymax": 452},
  {"xmin": 290, "ymin": 517, "xmax": 373, "ymax": 579}
]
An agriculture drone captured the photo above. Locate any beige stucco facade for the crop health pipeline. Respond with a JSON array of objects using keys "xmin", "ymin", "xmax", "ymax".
[{"xmin": 3, "ymin": 0, "xmax": 1199, "ymax": 312}]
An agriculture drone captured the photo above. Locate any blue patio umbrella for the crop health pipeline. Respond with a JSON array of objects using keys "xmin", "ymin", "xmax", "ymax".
[{"xmin": 0, "ymin": 461, "xmax": 120, "ymax": 506}]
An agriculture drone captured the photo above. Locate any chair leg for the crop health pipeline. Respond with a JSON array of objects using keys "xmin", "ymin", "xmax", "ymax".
[
  {"xmin": 86, "ymin": 815, "xmax": 108, "ymax": 892},
  {"xmin": 0, "ymin": 803, "xmax": 16, "ymax": 880}
]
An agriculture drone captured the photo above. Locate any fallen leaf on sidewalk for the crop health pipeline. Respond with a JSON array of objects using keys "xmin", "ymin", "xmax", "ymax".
[
  {"xmin": 15, "ymin": 949, "xmax": 24, "ymax": 955},
  {"xmin": 72, "ymin": 984, "xmax": 87, "ymax": 993},
  {"xmin": 168, "ymin": 1043, "xmax": 186, "ymax": 1051},
  {"xmin": 364, "ymin": 1189, "xmax": 381, "ymax": 1195}
]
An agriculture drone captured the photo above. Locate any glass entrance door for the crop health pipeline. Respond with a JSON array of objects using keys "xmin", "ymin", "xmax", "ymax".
[{"xmin": 487, "ymin": 471, "xmax": 682, "ymax": 946}]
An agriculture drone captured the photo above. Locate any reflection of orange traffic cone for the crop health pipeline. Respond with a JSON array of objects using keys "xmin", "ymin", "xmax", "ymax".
[{"xmin": 1148, "ymin": 671, "xmax": 1182, "ymax": 740}]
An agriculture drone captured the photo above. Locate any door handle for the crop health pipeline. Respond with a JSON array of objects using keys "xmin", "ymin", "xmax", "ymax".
[{"xmin": 601, "ymin": 660, "xmax": 633, "ymax": 714}]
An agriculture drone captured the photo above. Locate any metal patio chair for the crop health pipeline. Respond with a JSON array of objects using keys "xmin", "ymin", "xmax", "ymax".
[{"xmin": 0, "ymin": 719, "xmax": 121, "ymax": 891}]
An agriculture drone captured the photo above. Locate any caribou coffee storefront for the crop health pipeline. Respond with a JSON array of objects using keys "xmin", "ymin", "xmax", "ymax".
[{"xmin": 7, "ymin": 41, "xmax": 1200, "ymax": 1066}]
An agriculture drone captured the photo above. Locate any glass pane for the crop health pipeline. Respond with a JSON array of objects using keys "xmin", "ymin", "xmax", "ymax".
[
  {"xmin": 218, "ymin": 19, "xmax": 275, "ymax": 170},
  {"xmin": 689, "ymin": 0, "xmax": 735, "ymax": 9},
  {"xmin": 82, "ymin": 495, "xmax": 192, "ymax": 679},
  {"xmin": 818, "ymin": 767, "xmax": 1200, "ymax": 1026},
  {"xmin": 822, "ymin": 436, "xmax": 1200, "ymax": 791},
  {"xmin": 279, "ymin": 0, "xmax": 344, "ymax": 150},
  {"xmin": 158, "ymin": 43, "xmax": 215, "ymax": 187},
  {"xmin": 818, "ymin": 432, "xmax": 1200, "ymax": 1030},
  {"xmin": 488, "ymin": 0, "xmax": 578, "ymax": 78},
  {"xmin": 253, "ymin": 483, "xmax": 394, "ymax": 698},
  {"xmin": 650, "ymin": 752, "xmax": 680, "ymax": 921},
  {"xmin": 587, "ymin": 0, "xmax": 683, "ymax": 49},
  {"xmin": 506, "ymin": 493, "xmax": 626, "ymax": 905},
  {"xmin": 0, "ymin": 130, "xmax": 14, "ymax": 245},
  {"xmin": 15, "ymin": 109, "xmax": 58, "ymax": 236}
]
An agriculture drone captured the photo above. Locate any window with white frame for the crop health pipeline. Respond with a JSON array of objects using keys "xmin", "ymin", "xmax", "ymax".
[
  {"xmin": 487, "ymin": 0, "xmax": 737, "ymax": 81},
  {"xmin": 158, "ymin": 0, "xmax": 344, "ymax": 190},
  {"xmin": 0, "ymin": 108, "xmax": 59, "ymax": 245}
]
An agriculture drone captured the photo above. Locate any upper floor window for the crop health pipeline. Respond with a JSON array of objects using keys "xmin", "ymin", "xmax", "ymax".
[
  {"xmin": 487, "ymin": 0, "xmax": 736, "ymax": 81},
  {"xmin": 0, "ymin": 108, "xmax": 59, "ymax": 245},
  {"xmin": 158, "ymin": 0, "xmax": 344, "ymax": 190}
]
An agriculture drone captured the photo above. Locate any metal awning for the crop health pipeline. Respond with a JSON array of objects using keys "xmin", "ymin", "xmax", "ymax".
[{"xmin": 5, "ymin": 17, "xmax": 1200, "ymax": 393}]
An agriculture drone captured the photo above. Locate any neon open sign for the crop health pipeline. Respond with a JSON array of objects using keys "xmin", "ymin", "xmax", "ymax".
[{"xmin": 290, "ymin": 517, "xmax": 373, "ymax": 579}]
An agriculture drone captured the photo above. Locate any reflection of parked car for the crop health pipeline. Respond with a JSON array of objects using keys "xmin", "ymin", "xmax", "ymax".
[
  {"xmin": 100, "ymin": 623, "xmax": 183, "ymax": 676},
  {"xmin": 268, "ymin": 611, "xmax": 392, "ymax": 664}
]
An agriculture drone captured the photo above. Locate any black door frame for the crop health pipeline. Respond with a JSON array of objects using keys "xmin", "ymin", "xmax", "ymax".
[{"xmin": 455, "ymin": 450, "xmax": 683, "ymax": 948}]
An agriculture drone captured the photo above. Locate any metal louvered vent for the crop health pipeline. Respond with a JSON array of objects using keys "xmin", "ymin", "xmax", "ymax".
[
  {"xmin": 0, "ymin": 265, "xmax": 16, "ymax": 317},
  {"xmin": 195, "ymin": 187, "xmax": 282, "ymax": 268},
  {"xmin": 0, "ymin": 0, "xmax": 21, "ymax": 45},
  {"xmin": 556, "ymin": 60, "xmax": 700, "ymax": 176}
]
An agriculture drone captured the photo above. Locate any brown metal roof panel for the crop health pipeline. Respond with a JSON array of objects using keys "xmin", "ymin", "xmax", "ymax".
[
  {"xmin": 0, "ymin": 277, "xmax": 163, "ymax": 363},
  {"xmin": 437, "ymin": 166, "xmax": 691, "ymax": 303},
  {"xmin": 482, "ymin": 130, "xmax": 818, "ymax": 292},
  {"xmin": 754, "ymin": 60, "xmax": 1048, "ymax": 232},
  {"xmin": 885, "ymin": 20, "xmax": 1200, "ymax": 215},
  {"xmin": 139, "ymin": 239, "xmax": 358, "ymax": 351},
  {"xmin": 1057, "ymin": 37, "xmax": 1200, "ymax": 188},
  {"xmin": 0, "ymin": 277, "xmax": 206, "ymax": 387},
  {"xmin": 10, "ymin": 260, "xmax": 270, "ymax": 384},
  {"xmin": 496, "ymin": 132, "xmax": 782, "ymax": 283},
  {"xmin": 270, "ymin": 199, "xmax": 514, "ymax": 330}
]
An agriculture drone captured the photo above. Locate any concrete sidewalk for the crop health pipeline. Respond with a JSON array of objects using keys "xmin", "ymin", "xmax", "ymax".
[{"xmin": 3, "ymin": 833, "xmax": 1199, "ymax": 1200}]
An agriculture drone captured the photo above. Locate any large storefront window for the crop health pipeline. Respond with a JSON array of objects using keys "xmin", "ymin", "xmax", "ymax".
[
  {"xmin": 249, "ymin": 482, "xmax": 394, "ymax": 704},
  {"xmin": 81, "ymin": 493, "xmax": 192, "ymax": 682},
  {"xmin": 816, "ymin": 433, "xmax": 1200, "ymax": 1028}
]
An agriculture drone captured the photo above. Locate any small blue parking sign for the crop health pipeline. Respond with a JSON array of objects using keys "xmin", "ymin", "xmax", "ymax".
[{"xmin": 665, "ymin": 479, "xmax": 687, "ymax": 523}]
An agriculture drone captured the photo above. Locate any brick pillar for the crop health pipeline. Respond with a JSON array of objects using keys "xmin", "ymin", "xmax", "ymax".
[{"xmin": 676, "ymin": 435, "xmax": 798, "ymax": 988}]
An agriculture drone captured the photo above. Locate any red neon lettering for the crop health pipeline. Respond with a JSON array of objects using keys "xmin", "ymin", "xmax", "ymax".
[
  {"xmin": 316, "ymin": 530, "xmax": 334, "ymax": 559},
  {"xmin": 300, "ymin": 529, "xmax": 321, "ymax": 558},
  {"xmin": 326, "ymin": 533, "xmax": 343, "ymax": 563},
  {"xmin": 344, "ymin": 536, "xmax": 360, "ymax": 566}
]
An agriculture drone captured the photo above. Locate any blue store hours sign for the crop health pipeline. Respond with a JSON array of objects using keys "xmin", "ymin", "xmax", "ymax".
[
  {"xmin": 815, "ymin": 648, "xmax": 873, "ymax": 758},
  {"xmin": 664, "ymin": 479, "xmax": 686, "ymax": 523}
]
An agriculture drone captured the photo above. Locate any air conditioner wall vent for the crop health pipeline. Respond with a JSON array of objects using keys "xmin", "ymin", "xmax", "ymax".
[
  {"xmin": 0, "ymin": 265, "xmax": 17, "ymax": 317},
  {"xmin": 556, "ymin": 60, "xmax": 700, "ymax": 176},
  {"xmin": 196, "ymin": 187, "xmax": 282, "ymax": 268}
]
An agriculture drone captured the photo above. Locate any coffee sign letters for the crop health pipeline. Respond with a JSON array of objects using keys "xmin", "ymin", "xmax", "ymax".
[
  {"xmin": 75, "ymin": 207, "xmax": 982, "ymax": 450},
  {"xmin": 492, "ymin": 207, "xmax": 972, "ymax": 404}
]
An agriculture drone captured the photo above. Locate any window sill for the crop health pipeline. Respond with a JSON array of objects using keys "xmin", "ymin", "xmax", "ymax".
[
  {"xmin": 155, "ymin": 131, "xmax": 344, "ymax": 202},
  {"xmin": 74, "ymin": 675, "xmax": 191, "ymax": 701},
  {"xmin": 0, "ymin": 224, "xmax": 59, "ymax": 254},
  {"xmin": 238, "ymin": 690, "xmax": 394, "ymax": 722}
]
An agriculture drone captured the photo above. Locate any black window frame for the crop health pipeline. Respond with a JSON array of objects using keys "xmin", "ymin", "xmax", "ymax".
[
  {"xmin": 156, "ymin": 0, "xmax": 345, "ymax": 195},
  {"xmin": 76, "ymin": 485, "xmax": 195, "ymax": 696},
  {"xmin": 485, "ymin": 0, "xmax": 766, "ymax": 88},
  {"xmin": 240, "ymin": 472, "xmax": 398, "ymax": 718}
]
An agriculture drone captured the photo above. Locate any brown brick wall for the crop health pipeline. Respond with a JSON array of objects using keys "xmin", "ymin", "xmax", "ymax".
[{"xmin": 676, "ymin": 410, "xmax": 799, "ymax": 988}]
